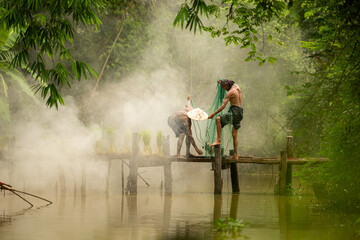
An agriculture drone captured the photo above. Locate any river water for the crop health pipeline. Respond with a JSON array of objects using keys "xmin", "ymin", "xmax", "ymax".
[{"xmin": 0, "ymin": 174, "xmax": 357, "ymax": 240}]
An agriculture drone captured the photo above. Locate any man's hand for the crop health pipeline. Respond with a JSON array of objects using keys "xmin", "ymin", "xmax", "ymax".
[{"xmin": 208, "ymin": 113, "xmax": 215, "ymax": 119}]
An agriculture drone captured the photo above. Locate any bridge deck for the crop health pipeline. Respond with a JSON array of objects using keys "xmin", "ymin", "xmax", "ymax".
[{"xmin": 97, "ymin": 153, "xmax": 328, "ymax": 168}]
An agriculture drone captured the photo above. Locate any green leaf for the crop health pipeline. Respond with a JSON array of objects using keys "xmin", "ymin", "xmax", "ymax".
[{"xmin": 267, "ymin": 57, "xmax": 277, "ymax": 64}]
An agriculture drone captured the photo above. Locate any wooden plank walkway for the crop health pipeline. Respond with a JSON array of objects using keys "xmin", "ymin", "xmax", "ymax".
[
  {"xmin": 95, "ymin": 135, "xmax": 328, "ymax": 196},
  {"xmin": 97, "ymin": 153, "xmax": 328, "ymax": 166}
]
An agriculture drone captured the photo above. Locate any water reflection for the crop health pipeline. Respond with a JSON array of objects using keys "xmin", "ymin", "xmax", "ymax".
[{"xmin": 0, "ymin": 191, "xmax": 357, "ymax": 240}]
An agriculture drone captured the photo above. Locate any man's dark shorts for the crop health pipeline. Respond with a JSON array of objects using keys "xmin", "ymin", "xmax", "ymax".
[
  {"xmin": 220, "ymin": 105, "xmax": 243, "ymax": 129},
  {"xmin": 168, "ymin": 116, "xmax": 188, "ymax": 137}
]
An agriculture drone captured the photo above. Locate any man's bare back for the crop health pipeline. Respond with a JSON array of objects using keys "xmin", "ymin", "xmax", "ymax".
[{"xmin": 227, "ymin": 84, "xmax": 242, "ymax": 107}]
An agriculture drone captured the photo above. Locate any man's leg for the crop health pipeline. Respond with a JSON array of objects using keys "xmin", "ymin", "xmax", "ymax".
[
  {"xmin": 185, "ymin": 135, "xmax": 191, "ymax": 157},
  {"xmin": 186, "ymin": 135, "xmax": 203, "ymax": 156},
  {"xmin": 211, "ymin": 116, "xmax": 222, "ymax": 146},
  {"xmin": 177, "ymin": 133, "xmax": 185, "ymax": 158},
  {"xmin": 232, "ymin": 127, "xmax": 239, "ymax": 160}
]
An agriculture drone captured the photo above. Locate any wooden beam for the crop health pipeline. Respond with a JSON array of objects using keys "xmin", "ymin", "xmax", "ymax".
[{"xmin": 96, "ymin": 153, "xmax": 328, "ymax": 166}]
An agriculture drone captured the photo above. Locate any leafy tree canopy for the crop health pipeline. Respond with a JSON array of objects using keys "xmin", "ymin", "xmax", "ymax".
[
  {"xmin": 0, "ymin": 0, "xmax": 105, "ymax": 108},
  {"xmin": 173, "ymin": 0, "xmax": 288, "ymax": 64}
]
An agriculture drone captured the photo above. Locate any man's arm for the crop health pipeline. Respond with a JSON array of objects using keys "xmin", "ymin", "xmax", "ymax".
[
  {"xmin": 185, "ymin": 96, "xmax": 193, "ymax": 110},
  {"xmin": 208, "ymin": 93, "xmax": 230, "ymax": 119}
]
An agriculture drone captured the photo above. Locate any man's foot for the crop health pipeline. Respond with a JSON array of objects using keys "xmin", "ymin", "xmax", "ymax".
[
  {"xmin": 196, "ymin": 149, "xmax": 204, "ymax": 155},
  {"xmin": 229, "ymin": 155, "xmax": 239, "ymax": 160},
  {"xmin": 176, "ymin": 155, "xmax": 186, "ymax": 159},
  {"xmin": 211, "ymin": 139, "xmax": 222, "ymax": 146}
]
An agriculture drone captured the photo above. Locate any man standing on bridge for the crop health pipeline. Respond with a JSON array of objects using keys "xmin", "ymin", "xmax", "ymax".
[
  {"xmin": 168, "ymin": 96, "xmax": 204, "ymax": 158},
  {"xmin": 208, "ymin": 79, "xmax": 243, "ymax": 160}
]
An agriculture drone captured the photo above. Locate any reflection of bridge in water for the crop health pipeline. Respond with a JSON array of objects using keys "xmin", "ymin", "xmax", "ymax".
[
  {"xmin": 93, "ymin": 133, "xmax": 327, "ymax": 196},
  {"xmin": 104, "ymin": 194, "xmax": 329, "ymax": 240}
]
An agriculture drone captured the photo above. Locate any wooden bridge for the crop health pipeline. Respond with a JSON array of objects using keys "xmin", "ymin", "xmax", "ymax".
[{"xmin": 96, "ymin": 133, "xmax": 328, "ymax": 196}]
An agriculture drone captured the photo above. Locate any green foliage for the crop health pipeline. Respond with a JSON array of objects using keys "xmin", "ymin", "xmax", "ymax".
[
  {"xmin": 71, "ymin": 0, "xmax": 153, "ymax": 81},
  {"xmin": 214, "ymin": 217, "xmax": 246, "ymax": 239},
  {"xmin": 286, "ymin": 0, "xmax": 360, "ymax": 210},
  {"xmin": 0, "ymin": 26, "xmax": 38, "ymax": 134},
  {"xmin": 174, "ymin": 0, "xmax": 288, "ymax": 62},
  {"xmin": 0, "ymin": 0, "xmax": 105, "ymax": 108}
]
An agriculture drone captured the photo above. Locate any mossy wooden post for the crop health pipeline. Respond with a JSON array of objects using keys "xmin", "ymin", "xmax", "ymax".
[
  {"xmin": 163, "ymin": 135, "xmax": 172, "ymax": 195},
  {"xmin": 214, "ymin": 145, "xmax": 222, "ymax": 195},
  {"xmin": 279, "ymin": 151, "xmax": 288, "ymax": 195},
  {"xmin": 286, "ymin": 136, "xmax": 294, "ymax": 189},
  {"xmin": 129, "ymin": 132, "xmax": 139, "ymax": 195}
]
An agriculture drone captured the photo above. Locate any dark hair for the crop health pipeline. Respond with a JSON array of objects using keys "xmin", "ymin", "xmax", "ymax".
[{"xmin": 220, "ymin": 79, "xmax": 234, "ymax": 89}]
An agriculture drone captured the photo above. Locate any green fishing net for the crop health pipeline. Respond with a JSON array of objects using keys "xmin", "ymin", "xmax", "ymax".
[{"xmin": 191, "ymin": 81, "xmax": 233, "ymax": 157}]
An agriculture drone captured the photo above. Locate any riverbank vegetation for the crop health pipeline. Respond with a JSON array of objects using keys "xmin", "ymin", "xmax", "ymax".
[{"xmin": 0, "ymin": 0, "xmax": 358, "ymax": 219}]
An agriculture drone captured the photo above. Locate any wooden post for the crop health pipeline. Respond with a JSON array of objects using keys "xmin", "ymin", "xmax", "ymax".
[
  {"xmin": 230, "ymin": 163, "xmax": 240, "ymax": 194},
  {"xmin": 58, "ymin": 165, "xmax": 66, "ymax": 196},
  {"xmin": 129, "ymin": 132, "xmax": 139, "ymax": 195},
  {"xmin": 214, "ymin": 145, "xmax": 222, "ymax": 195},
  {"xmin": 105, "ymin": 159, "xmax": 112, "ymax": 197},
  {"xmin": 121, "ymin": 159, "xmax": 124, "ymax": 195},
  {"xmin": 81, "ymin": 162, "xmax": 86, "ymax": 198},
  {"xmin": 286, "ymin": 136, "xmax": 294, "ymax": 189},
  {"xmin": 279, "ymin": 151, "xmax": 288, "ymax": 195},
  {"xmin": 163, "ymin": 135, "xmax": 172, "ymax": 195}
]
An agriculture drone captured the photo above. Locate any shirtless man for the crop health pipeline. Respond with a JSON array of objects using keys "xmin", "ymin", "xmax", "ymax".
[
  {"xmin": 208, "ymin": 79, "xmax": 243, "ymax": 160},
  {"xmin": 168, "ymin": 96, "xmax": 204, "ymax": 158}
]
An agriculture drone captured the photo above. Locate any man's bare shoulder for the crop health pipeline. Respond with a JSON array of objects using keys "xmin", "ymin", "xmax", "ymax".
[{"xmin": 233, "ymin": 84, "xmax": 241, "ymax": 91}]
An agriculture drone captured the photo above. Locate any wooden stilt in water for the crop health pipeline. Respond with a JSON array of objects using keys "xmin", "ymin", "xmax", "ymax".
[
  {"xmin": 121, "ymin": 160, "xmax": 124, "ymax": 195},
  {"xmin": 81, "ymin": 162, "xmax": 86, "ymax": 198},
  {"xmin": 105, "ymin": 159, "xmax": 112, "ymax": 197},
  {"xmin": 286, "ymin": 136, "xmax": 294, "ymax": 190},
  {"xmin": 58, "ymin": 165, "xmax": 66, "ymax": 196},
  {"xmin": 279, "ymin": 151, "xmax": 288, "ymax": 195},
  {"xmin": 214, "ymin": 145, "xmax": 222, "ymax": 195},
  {"xmin": 230, "ymin": 163, "xmax": 240, "ymax": 194},
  {"xmin": 129, "ymin": 132, "xmax": 139, "ymax": 195},
  {"xmin": 163, "ymin": 135, "xmax": 172, "ymax": 195}
]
